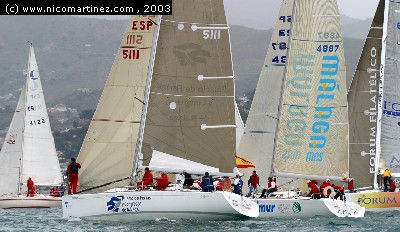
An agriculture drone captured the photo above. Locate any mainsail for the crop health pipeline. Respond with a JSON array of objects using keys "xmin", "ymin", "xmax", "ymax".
[
  {"xmin": 77, "ymin": 16, "xmax": 158, "ymax": 192},
  {"xmin": 348, "ymin": 0, "xmax": 384, "ymax": 188},
  {"xmin": 238, "ymin": 0, "xmax": 294, "ymax": 185},
  {"xmin": 142, "ymin": 0, "xmax": 237, "ymax": 174},
  {"xmin": 378, "ymin": 0, "xmax": 400, "ymax": 175},
  {"xmin": 21, "ymin": 45, "xmax": 62, "ymax": 186},
  {"xmin": 273, "ymin": 0, "xmax": 349, "ymax": 181},
  {"xmin": 0, "ymin": 85, "xmax": 26, "ymax": 195}
]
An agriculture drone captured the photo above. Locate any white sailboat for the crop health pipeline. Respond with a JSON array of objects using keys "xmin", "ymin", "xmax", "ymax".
[
  {"xmin": 238, "ymin": 0, "xmax": 364, "ymax": 217},
  {"xmin": 62, "ymin": 6, "xmax": 258, "ymax": 221},
  {"xmin": 0, "ymin": 44, "xmax": 63, "ymax": 209},
  {"xmin": 346, "ymin": 0, "xmax": 400, "ymax": 210}
]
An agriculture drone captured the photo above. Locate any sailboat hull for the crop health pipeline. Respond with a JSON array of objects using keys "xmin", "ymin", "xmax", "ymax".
[
  {"xmin": 0, "ymin": 195, "xmax": 61, "ymax": 209},
  {"xmin": 255, "ymin": 197, "xmax": 364, "ymax": 218},
  {"xmin": 346, "ymin": 190, "xmax": 400, "ymax": 211},
  {"xmin": 62, "ymin": 190, "xmax": 259, "ymax": 221}
]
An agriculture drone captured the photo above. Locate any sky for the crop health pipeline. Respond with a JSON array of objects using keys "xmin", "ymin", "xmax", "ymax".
[
  {"xmin": 337, "ymin": 0, "xmax": 379, "ymax": 19},
  {"xmin": 80, "ymin": 0, "xmax": 380, "ymax": 21}
]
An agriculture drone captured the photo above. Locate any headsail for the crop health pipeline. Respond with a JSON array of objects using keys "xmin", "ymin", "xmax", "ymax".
[
  {"xmin": 273, "ymin": 0, "xmax": 348, "ymax": 181},
  {"xmin": 77, "ymin": 16, "xmax": 158, "ymax": 192},
  {"xmin": 348, "ymin": 0, "xmax": 384, "ymax": 188},
  {"xmin": 235, "ymin": 101, "xmax": 244, "ymax": 151},
  {"xmin": 378, "ymin": 0, "xmax": 400, "ymax": 175},
  {"xmin": 142, "ymin": 0, "xmax": 236, "ymax": 174},
  {"xmin": 0, "ymin": 85, "xmax": 26, "ymax": 195},
  {"xmin": 21, "ymin": 45, "xmax": 62, "ymax": 186},
  {"xmin": 237, "ymin": 0, "xmax": 294, "ymax": 184}
]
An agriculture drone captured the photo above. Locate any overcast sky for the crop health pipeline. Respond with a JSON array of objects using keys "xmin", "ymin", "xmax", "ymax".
[
  {"xmin": 338, "ymin": 0, "xmax": 379, "ymax": 19},
  {"xmin": 81, "ymin": 0, "xmax": 380, "ymax": 21}
]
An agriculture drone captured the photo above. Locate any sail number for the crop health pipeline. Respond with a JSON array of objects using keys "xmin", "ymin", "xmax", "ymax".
[
  {"xmin": 125, "ymin": 34, "xmax": 143, "ymax": 45},
  {"xmin": 272, "ymin": 56, "xmax": 286, "ymax": 64},
  {"xmin": 317, "ymin": 45, "xmax": 339, "ymax": 53},
  {"xmin": 318, "ymin": 32, "xmax": 340, "ymax": 40},
  {"xmin": 272, "ymin": 42, "xmax": 287, "ymax": 50},
  {"xmin": 122, "ymin": 50, "xmax": 140, "ymax": 59},
  {"xmin": 279, "ymin": 29, "xmax": 290, "ymax": 37},
  {"xmin": 27, "ymin": 105, "xmax": 41, "ymax": 111},
  {"xmin": 30, "ymin": 119, "xmax": 45, "ymax": 126},
  {"xmin": 279, "ymin": 16, "xmax": 292, "ymax": 23},
  {"xmin": 203, "ymin": 30, "xmax": 221, "ymax": 40}
]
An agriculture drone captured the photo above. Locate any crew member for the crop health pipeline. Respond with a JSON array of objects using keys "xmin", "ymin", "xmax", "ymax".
[
  {"xmin": 183, "ymin": 171, "xmax": 194, "ymax": 189},
  {"xmin": 332, "ymin": 184, "xmax": 344, "ymax": 200},
  {"xmin": 307, "ymin": 180, "xmax": 321, "ymax": 199},
  {"xmin": 201, "ymin": 172, "xmax": 214, "ymax": 192},
  {"xmin": 66, "ymin": 158, "xmax": 81, "ymax": 194},
  {"xmin": 347, "ymin": 178, "xmax": 355, "ymax": 192},
  {"xmin": 50, "ymin": 187, "xmax": 60, "ymax": 197},
  {"xmin": 26, "ymin": 177, "xmax": 36, "ymax": 197},
  {"xmin": 321, "ymin": 179, "xmax": 332, "ymax": 198},
  {"xmin": 155, "ymin": 173, "xmax": 169, "ymax": 190},
  {"xmin": 137, "ymin": 167, "xmax": 154, "ymax": 189},
  {"xmin": 383, "ymin": 168, "xmax": 392, "ymax": 190},
  {"xmin": 260, "ymin": 177, "xmax": 276, "ymax": 198},
  {"xmin": 232, "ymin": 174, "xmax": 243, "ymax": 195},
  {"xmin": 246, "ymin": 170, "xmax": 259, "ymax": 197},
  {"xmin": 388, "ymin": 179, "xmax": 396, "ymax": 192}
]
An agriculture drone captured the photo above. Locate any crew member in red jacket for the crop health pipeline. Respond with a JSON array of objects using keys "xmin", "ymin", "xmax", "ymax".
[
  {"xmin": 66, "ymin": 158, "xmax": 81, "ymax": 194},
  {"xmin": 320, "ymin": 179, "xmax": 332, "ymax": 197},
  {"xmin": 307, "ymin": 180, "xmax": 321, "ymax": 199},
  {"xmin": 347, "ymin": 178, "xmax": 355, "ymax": 192},
  {"xmin": 332, "ymin": 184, "xmax": 344, "ymax": 200},
  {"xmin": 137, "ymin": 167, "xmax": 154, "ymax": 190},
  {"xmin": 26, "ymin": 177, "xmax": 36, "ymax": 197},
  {"xmin": 155, "ymin": 173, "xmax": 169, "ymax": 190},
  {"xmin": 388, "ymin": 180, "xmax": 396, "ymax": 192},
  {"xmin": 246, "ymin": 170, "xmax": 259, "ymax": 197}
]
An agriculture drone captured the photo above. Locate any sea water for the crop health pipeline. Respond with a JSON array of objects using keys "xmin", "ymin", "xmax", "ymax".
[{"xmin": 0, "ymin": 208, "xmax": 398, "ymax": 232}]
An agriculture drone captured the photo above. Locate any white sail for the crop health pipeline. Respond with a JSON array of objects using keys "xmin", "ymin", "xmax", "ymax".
[
  {"xmin": 237, "ymin": 0, "xmax": 294, "ymax": 183},
  {"xmin": 21, "ymin": 45, "xmax": 62, "ymax": 186},
  {"xmin": 378, "ymin": 0, "xmax": 400, "ymax": 175},
  {"xmin": 273, "ymin": 0, "xmax": 349, "ymax": 181},
  {"xmin": 235, "ymin": 101, "xmax": 244, "ymax": 151},
  {"xmin": 77, "ymin": 16, "xmax": 159, "ymax": 192},
  {"xmin": 0, "ymin": 85, "xmax": 26, "ymax": 195}
]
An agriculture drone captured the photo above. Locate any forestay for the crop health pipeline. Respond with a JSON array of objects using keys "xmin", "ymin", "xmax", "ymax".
[
  {"xmin": 238, "ymin": 0, "xmax": 294, "ymax": 185},
  {"xmin": 273, "ymin": 0, "xmax": 349, "ymax": 180},
  {"xmin": 77, "ymin": 16, "xmax": 158, "ymax": 192},
  {"xmin": 378, "ymin": 0, "xmax": 400, "ymax": 175},
  {"xmin": 142, "ymin": 0, "xmax": 236, "ymax": 174},
  {"xmin": 21, "ymin": 46, "xmax": 62, "ymax": 186},
  {"xmin": 0, "ymin": 85, "xmax": 26, "ymax": 195},
  {"xmin": 348, "ymin": 0, "xmax": 384, "ymax": 188}
]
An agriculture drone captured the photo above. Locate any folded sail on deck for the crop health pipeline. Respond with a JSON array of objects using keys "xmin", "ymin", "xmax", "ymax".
[
  {"xmin": 0, "ymin": 85, "xmax": 26, "ymax": 195},
  {"xmin": 273, "ymin": 0, "xmax": 349, "ymax": 180},
  {"xmin": 21, "ymin": 46, "xmax": 62, "ymax": 186},
  {"xmin": 77, "ymin": 16, "xmax": 158, "ymax": 192},
  {"xmin": 238, "ymin": 0, "xmax": 294, "ymax": 185},
  {"xmin": 142, "ymin": 0, "xmax": 236, "ymax": 174},
  {"xmin": 378, "ymin": 0, "xmax": 400, "ymax": 175},
  {"xmin": 348, "ymin": 0, "xmax": 384, "ymax": 188}
]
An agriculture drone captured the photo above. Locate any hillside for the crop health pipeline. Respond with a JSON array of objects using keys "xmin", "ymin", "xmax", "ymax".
[{"xmin": 0, "ymin": 16, "xmax": 368, "ymax": 160}]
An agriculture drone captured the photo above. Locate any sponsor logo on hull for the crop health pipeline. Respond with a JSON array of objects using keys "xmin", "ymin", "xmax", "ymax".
[{"xmin": 350, "ymin": 192, "xmax": 400, "ymax": 208}]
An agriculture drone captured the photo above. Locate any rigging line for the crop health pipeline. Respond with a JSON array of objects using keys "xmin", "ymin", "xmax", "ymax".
[
  {"xmin": 148, "ymin": 18, "xmax": 158, "ymax": 26},
  {"xmin": 76, "ymin": 176, "xmax": 131, "ymax": 194},
  {"xmin": 134, "ymin": 97, "xmax": 145, "ymax": 105},
  {"xmin": 161, "ymin": 19, "xmax": 228, "ymax": 26},
  {"xmin": 291, "ymin": 39, "xmax": 341, "ymax": 43},
  {"xmin": 150, "ymin": 92, "xmax": 233, "ymax": 98}
]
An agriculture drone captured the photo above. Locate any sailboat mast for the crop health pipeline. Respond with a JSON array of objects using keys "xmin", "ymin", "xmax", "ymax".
[
  {"xmin": 18, "ymin": 43, "xmax": 31, "ymax": 195},
  {"xmin": 131, "ymin": 16, "xmax": 162, "ymax": 184},
  {"xmin": 375, "ymin": 0, "xmax": 389, "ymax": 190},
  {"xmin": 270, "ymin": 0, "xmax": 296, "ymax": 177}
]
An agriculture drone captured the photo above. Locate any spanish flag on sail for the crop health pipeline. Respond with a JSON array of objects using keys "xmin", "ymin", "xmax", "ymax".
[{"xmin": 235, "ymin": 155, "xmax": 255, "ymax": 168}]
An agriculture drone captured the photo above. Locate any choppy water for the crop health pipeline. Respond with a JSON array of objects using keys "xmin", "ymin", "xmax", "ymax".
[{"xmin": 0, "ymin": 208, "xmax": 398, "ymax": 232}]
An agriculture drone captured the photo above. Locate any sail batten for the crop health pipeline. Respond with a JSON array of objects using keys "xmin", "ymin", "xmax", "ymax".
[
  {"xmin": 21, "ymin": 46, "xmax": 62, "ymax": 186},
  {"xmin": 348, "ymin": 0, "xmax": 384, "ymax": 188},
  {"xmin": 238, "ymin": 0, "xmax": 294, "ymax": 185},
  {"xmin": 273, "ymin": 0, "xmax": 349, "ymax": 179},
  {"xmin": 142, "ymin": 0, "xmax": 236, "ymax": 173},
  {"xmin": 378, "ymin": 0, "xmax": 400, "ymax": 175},
  {"xmin": 77, "ymin": 16, "xmax": 158, "ymax": 192}
]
